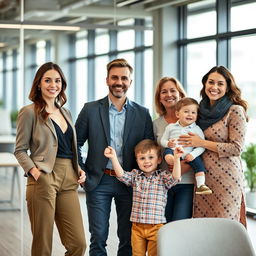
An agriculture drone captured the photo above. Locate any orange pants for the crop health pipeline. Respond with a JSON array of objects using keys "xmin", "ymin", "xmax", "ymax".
[{"xmin": 131, "ymin": 222, "xmax": 163, "ymax": 256}]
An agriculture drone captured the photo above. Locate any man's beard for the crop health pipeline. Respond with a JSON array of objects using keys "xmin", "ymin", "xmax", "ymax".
[{"xmin": 109, "ymin": 84, "xmax": 128, "ymax": 98}]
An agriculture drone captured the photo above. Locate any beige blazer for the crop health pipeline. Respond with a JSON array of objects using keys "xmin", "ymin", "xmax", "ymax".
[{"xmin": 14, "ymin": 104, "xmax": 79, "ymax": 176}]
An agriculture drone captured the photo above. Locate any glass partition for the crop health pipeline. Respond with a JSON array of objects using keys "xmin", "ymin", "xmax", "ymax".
[
  {"xmin": 0, "ymin": 27, "xmax": 22, "ymax": 256},
  {"xmin": 0, "ymin": 1, "xmax": 153, "ymax": 254}
]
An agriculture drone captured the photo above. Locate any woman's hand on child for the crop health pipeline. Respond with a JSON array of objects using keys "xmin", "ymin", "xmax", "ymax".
[{"xmin": 178, "ymin": 132, "xmax": 202, "ymax": 147}]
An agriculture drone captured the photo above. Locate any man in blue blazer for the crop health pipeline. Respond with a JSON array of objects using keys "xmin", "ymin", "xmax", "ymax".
[{"xmin": 75, "ymin": 58, "xmax": 154, "ymax": 256}]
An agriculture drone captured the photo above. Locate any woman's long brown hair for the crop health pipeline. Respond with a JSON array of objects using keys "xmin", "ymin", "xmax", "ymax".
[
  {"xmin": 200, "ymin": 66, "xmax": 248, "ymax": 112},
  {"xmin": 29, "ymin": 62, "xmax": 67, "ymax": 121}
]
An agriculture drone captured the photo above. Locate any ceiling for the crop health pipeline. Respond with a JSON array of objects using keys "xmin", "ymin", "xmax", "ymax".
[
  {"xmin": 0, "ymin": 0, "xmax": 202, "ymax": 49},
  {"xmin": 0, "ymin": 0, "xmax": 203, "ymax": 23}
]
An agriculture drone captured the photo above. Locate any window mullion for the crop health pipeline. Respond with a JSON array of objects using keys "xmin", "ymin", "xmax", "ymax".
[{"xmin": 216, "ymin": 0, "xmax": 231, "ymax": 67}]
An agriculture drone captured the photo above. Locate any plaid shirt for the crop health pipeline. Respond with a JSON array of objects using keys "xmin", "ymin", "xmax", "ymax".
[{"xmin": 117, "ymin": 169, "xmax": 179, "ymax": 224}]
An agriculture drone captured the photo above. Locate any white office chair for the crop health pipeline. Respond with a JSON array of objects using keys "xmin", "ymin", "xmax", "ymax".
[{"xmin": 157, "ymin": 218, "xmax": 255, "ymax": 256}]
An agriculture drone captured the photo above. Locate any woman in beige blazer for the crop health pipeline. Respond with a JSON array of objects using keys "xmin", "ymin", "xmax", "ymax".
[{"xmin": 15, "ymin": 62, "xmax": 86, "ymax": 256}]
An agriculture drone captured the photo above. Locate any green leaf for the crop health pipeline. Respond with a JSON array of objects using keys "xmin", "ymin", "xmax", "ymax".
[{"xmin": 242, "ymin": 143, "xmax": 256, "ymax": 192}]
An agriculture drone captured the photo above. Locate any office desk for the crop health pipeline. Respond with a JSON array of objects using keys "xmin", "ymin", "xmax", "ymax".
[
  {"xmin": 0, "ymin": 135, "xmax": 16, "ymax": 143},
  {"xmin": 0, "ymin": 152, "xmax": 20, "ymax": 211}
]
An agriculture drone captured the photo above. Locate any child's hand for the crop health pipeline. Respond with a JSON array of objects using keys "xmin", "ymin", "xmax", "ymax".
[
  {"xmin": 168, "ymin": 138, "xmax": 177, "ymax": 148},
  {"xmin": 104, "ymin": 146, "xmax": 116, "ymax": 159},
  {"xmin": 174, "ymin": 146, "xmax": 184, "ymax": 158},
  {"xmin": 184, "ymin": 153, "xmax": 194, "ymax": 162}
]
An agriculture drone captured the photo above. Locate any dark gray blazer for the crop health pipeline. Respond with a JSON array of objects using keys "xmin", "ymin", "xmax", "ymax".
[{"xmin": 75, "ymin": 96, "xmax": 154, "ymax": 192}]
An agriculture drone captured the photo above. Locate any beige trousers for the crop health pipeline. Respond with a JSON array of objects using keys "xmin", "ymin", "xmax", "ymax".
[
  {"xmin": 26, "ymin": 158, "xmax": 86, "ymax": 256},
  {"xmin": 131, "ymin": 222, "xmax": 163, "ymax": 256}
]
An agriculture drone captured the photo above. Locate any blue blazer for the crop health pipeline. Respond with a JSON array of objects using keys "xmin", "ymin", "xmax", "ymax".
[{"xmin": 75, "ymin": 96, "xmax": 154, "ymax": 191}]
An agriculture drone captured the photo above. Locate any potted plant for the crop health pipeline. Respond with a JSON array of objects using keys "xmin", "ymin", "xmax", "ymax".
[
  {"xmin": 242, "ymin": 143, "xmax": 256, "ymax": 209},
  {"xmin": 10, "ymin": 110, "xmax": 19, "ymax": 128}
]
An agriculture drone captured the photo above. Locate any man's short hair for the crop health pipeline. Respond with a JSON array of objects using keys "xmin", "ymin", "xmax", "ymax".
[
  {"xmin": 175, "ymin": 97, "xmax": 199, "ymax": 112},
  {"xmin": 107, "ymin": 58, "xmax": 133, "ymax": 76},
  {"xmin": 134, "ymin": 139, "xmax": 161, "ymax": 158}
]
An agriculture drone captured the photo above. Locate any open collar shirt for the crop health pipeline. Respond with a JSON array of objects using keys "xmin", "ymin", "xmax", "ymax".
[
  {"xmin": 117, "ymin": 169, "xmax": 179, "ymax": 224},
  {"xmin": 106, "ymin": 97, "xmax": 127, "ymax": 169}
]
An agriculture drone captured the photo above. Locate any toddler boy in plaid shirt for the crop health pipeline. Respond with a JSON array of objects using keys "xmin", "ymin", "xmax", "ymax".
[{"xmin": 104, "ymin": 139, "xmax": 183, "ymax": 256}]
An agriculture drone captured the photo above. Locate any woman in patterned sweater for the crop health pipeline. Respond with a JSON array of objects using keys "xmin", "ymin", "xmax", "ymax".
[{"xmin": 178, "ymin": 66, "xmax": 248, "ymax": 227}]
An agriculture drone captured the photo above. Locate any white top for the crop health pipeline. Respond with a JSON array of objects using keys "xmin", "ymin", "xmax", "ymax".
[
  {"xmin": 153, "ymin": 116, "xmax": 194, "ymax": 184},
  {"xmin": 160, "ymin": 121, "xmax": 205, "ymax": 159}
]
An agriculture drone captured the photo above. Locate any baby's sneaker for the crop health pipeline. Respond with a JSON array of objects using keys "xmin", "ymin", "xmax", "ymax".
[{"xmin": 196, "ymin": 185, "xmax": 212, "ymax": 195}]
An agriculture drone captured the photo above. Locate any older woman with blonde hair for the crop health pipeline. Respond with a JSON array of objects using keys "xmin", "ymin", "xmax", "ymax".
[{"xmin": 153, "ymin": 76, "xmax": 194, "ymax": 222}]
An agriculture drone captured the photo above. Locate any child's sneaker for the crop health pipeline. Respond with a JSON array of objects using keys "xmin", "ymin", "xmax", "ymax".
[{"xmin": 196, "ymin": 185, "xmax": 212, "ymax": 195}]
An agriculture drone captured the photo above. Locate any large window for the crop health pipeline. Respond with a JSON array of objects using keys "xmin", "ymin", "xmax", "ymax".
[
  {"xmin": 187, "ymin": 0, "xmax": 216, "ymax": 39},
  {"xmin": 36, "ymin": 40, "xmax": 46, "ymax": 66},
  {"xmin": 0, "ymin": 53, "xmax": 3, "ymax": 101},
  {"xmin": 117, "ymin": 19, "xmax": 135, "ymax": 51},
  {"xmin": 187, "ymin": 41, "xmax": 216, "ymax": 100},
  {"xmin": 0, "ymin": 18, "xmax": 153, "ymax": 117},
  {"xmin": 6, "ymin": 50, "xmax": 13, "ymax": 110},
  {"xmin": 231, "ymin": 35, "xmax": 256, "ymax": 143},
  {"xmin": 95, "ymin": 56, "xmax": 109, "ymax": 100},
  {"xmin": 231, "ymin": 1, "xmax": 256, "ymax": 31},
  {"xmin": 95, "ymin": 29, "xmax": 109, "ymax": 55},
  {"xmin": 75, "ymin": 31, "xmax": 88, "ymax": 112},
  {"xmin": 144, "ymin": 49, "xmax": 153, "ymax": 114},
  {"xmin": 76, "ymin": 59, "xmax": 88, "ymax": 111}
]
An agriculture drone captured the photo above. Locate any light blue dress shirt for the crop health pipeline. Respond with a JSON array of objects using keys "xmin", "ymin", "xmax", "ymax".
[{"xmin": 106, "ymin": 97, "xmax": 127, "ymax": 169}]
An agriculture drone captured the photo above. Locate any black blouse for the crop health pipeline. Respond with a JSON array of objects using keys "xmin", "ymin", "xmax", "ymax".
[{"xmin": 51, "ymin": 119, "xmax": 74, "ymax": 159}]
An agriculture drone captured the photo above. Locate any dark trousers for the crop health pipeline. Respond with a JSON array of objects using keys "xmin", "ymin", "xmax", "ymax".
[
  {"xmin": 164, "ymin": 148, "xmax": 206, "ymax": 173},
  {"xmin": 165, "ymin": 183, "xmax": 194, "ymax": 222},
  {"xmin": 86, "ymin": 174, "xmax": 132, "ymax": 256}
]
